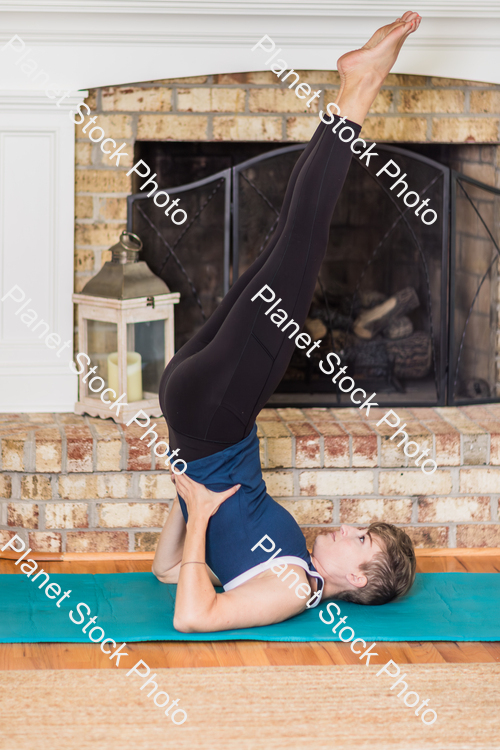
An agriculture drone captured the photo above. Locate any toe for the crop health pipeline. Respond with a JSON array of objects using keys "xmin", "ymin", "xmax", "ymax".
[
  {"xmin": 377, "ymin": 21, "xmax": 412, "ymax": 52},
  {"xmin": 407, "ymin": 16, "xmax": 421, "ymax": 33},
  {"xmin": 401, "ymin": 11, "xmax": 420, "ymax": 25},
  {"xmin": 398, "ymin": 16, "xmax": 420, "ymax": 48}
]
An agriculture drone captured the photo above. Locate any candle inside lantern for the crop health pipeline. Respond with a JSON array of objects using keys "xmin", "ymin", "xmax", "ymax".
[{"xmin": 107, "ymin": 351, "xmax": 143, "ymax": 402}]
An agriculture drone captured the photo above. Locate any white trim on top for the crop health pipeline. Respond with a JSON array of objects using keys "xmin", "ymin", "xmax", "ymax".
[
  {"xmin": 0, "ymin": 91, "xmax": 86, "ymax": 111},
  {"xmin": 1, "ymin": 3, "xmax": 500, "ymax": 87},
  {"xmin": 224, "ymin": 555, "xmax": 324, "ymax": 607},
  {"xmin": 2, "ymin": 1, "xmax": 500, "ymax": 18}
]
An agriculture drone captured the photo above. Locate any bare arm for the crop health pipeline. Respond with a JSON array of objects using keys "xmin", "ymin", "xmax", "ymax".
[
  {"xmin": 171, "ymin": 474, "xmax": 309, "ymax": 633},
  {"xmin": 152, "ymin": 497, "xmax": 187, "ymax": 583},
  {"xmin": 152, "ymin": 479, "xmax": 221, "ymax": 586}
]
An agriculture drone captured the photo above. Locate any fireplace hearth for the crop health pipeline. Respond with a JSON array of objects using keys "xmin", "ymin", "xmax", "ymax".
[{"xmin": 128, "ymin": 140, "xmax": 500, "ymax": 408}]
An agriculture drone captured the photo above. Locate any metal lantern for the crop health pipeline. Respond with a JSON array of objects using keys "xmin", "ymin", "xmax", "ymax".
[{"xmin": 72, "ymin": 231, "xmax": 180, "ymax": 423}]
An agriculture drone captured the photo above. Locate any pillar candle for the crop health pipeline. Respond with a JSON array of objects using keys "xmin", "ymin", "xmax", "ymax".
[{"xmin": 107, "ymin": 351, "xmax": 142, "ymax": 402}]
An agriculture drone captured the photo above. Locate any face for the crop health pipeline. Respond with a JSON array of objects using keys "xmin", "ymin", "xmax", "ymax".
[{"xmin": 312, "ymin": 525, "xmax": 383, "ymax": 591}]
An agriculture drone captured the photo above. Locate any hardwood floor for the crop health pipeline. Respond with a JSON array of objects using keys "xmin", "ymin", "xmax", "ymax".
[{"xmin": 1, "ymin": 554, "xmax": 498, "ymax": 670}]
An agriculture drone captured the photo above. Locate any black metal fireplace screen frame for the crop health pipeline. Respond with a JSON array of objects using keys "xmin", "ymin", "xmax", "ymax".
[
  {"xmin": 127, "ymin": 143, "xmax": 500, "ymax": 407},
  {"xmin": 449, "ymin": 172, "xmax": 500, "ymax": 405}
]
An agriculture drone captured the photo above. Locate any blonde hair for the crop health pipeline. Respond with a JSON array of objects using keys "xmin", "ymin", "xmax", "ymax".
[{"xmin": 335, "ymin": 522, "xmax": 416, "ymax": 605}]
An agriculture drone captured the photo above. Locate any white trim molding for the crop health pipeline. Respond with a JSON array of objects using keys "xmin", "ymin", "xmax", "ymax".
[
  {"xmin": 0, "ymin": 91, "xmax": 87, "ymax": 111},
  {"xmin": 0, "ymin": 1, "xmax": 500, "ymax": 88},
  {"xmin": 1, "ymin": 1, "xmax": 500, "ymax": 17}
]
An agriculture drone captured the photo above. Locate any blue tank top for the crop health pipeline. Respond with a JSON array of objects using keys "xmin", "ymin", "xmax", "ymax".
[{"xmin": 177, "ymin": 425, "xmax": 324, "ymax": 601}]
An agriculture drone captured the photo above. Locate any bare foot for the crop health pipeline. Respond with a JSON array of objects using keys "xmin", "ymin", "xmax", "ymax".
[
  {"xmin": 337, "ymin": 12, "xmax": 421, "ymax": 90},
  {"xmin": 363, "ymin": 11, "xmax": 419, "ymax": 51},
  {"xmin": 334, "ymin": 12, "xmax": 421, "ymax": 125}
]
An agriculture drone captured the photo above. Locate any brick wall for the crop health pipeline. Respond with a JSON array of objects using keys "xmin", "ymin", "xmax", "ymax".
[{"xmin": 1, "ymin": 406, "xmax": 500, "ymax": 552}]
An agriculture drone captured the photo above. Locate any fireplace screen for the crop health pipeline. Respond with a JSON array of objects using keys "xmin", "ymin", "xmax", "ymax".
[
  {"xmin": 128, "ymin": 141, "xmax": 500, "ymax": 407},
  {"xmin": 450, "ymin": 174, "xmax": 500, "ymax": 403}
]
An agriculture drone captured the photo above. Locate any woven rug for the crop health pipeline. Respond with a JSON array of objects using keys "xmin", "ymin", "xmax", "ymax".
[{"xmin": 0, "ymin": 665, "xmax": 498, "ymax": 750}]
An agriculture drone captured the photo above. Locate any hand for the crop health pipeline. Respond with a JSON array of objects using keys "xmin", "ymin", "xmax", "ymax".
[{"xmin": 173, "ymin": 473, "xmax": 241, "ymax": 521}]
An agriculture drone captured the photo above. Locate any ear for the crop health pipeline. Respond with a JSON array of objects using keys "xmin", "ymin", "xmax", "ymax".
[{"xmin": 347, "ymin": 572, "xmax": 368, "ymax": 589}]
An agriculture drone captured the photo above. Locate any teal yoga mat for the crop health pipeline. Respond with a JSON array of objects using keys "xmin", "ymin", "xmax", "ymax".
[{"xmin": 0, "ymin": 572, "xmax": 499, "ymax": 643}]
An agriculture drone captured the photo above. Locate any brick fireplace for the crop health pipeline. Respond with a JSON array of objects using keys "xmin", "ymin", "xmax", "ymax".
[
  {"xmin": 1, "ymin": 68, "xmax": 500, "ymax": 553},
  {"xmin": 75, "ymin": 71, "xmax": 500, "ymax": 401}
]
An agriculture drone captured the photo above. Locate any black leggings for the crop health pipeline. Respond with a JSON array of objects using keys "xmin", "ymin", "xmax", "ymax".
[{"xmin": 159, "ymin": 115, "xmax": 361, "ymax": 462}]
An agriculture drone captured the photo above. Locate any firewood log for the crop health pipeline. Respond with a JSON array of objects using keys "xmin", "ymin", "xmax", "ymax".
[
  {"xmin": 386, "ymin": 331, "xmax": 432, "ymax": 379},
  {"xmin": 353, "ymin": 287, "xmax": 419, "ymax": 340},
  {"xmin": 358, "ymin": 291, "xmax": 387, "ymax": 309},
  {"xmin": 383, "ymin": 315, "xmax": 414, "ymax": 340},
  {"xmin": 304, "ymin": 317, "xmax": 327, "ymax": 341}
]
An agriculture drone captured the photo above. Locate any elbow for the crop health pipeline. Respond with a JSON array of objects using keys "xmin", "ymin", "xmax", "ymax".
[
  {"xmin": 152, "ymin": 564, "xmax": 169, "ymax": 584},
  {"xmin": 173, "ymin": 612, "xmax": 197, "ymax": 633}
]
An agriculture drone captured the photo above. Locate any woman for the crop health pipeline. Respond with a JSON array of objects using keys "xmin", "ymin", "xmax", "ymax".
[{"xmin": 153, "ymin": 13, "xmax": 420, "ymax": 632}]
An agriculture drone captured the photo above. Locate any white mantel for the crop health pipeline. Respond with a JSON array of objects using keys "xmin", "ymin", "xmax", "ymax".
[{"xmin": 0, "ymin": 1, "xmax": 500, "ymax": 89}]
